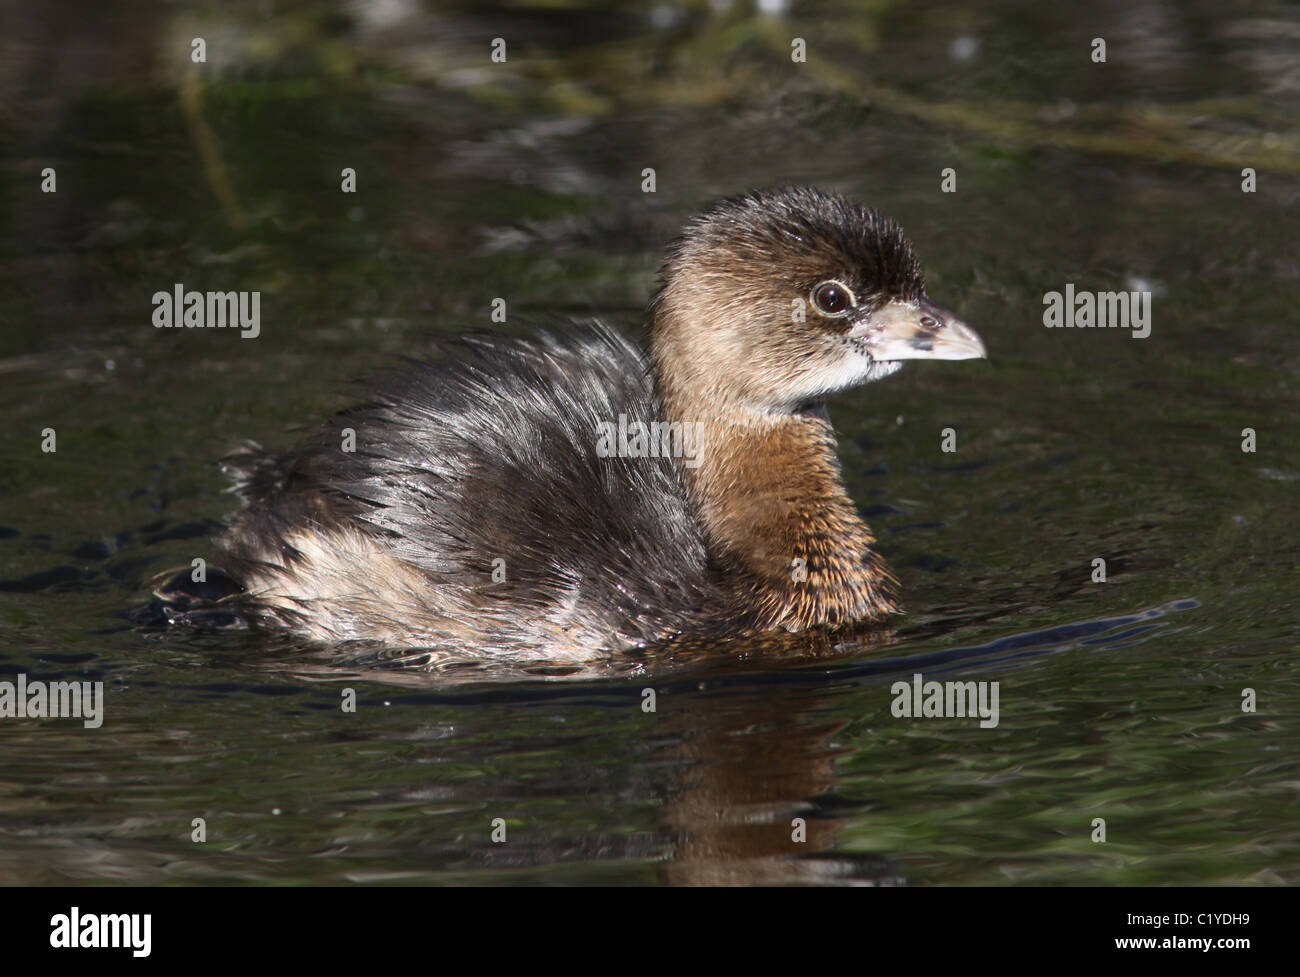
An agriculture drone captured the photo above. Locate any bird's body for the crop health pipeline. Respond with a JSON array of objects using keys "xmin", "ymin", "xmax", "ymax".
[
  {"xmin": 216, "ymin": 328, "xmax": 731, "ymax": 659},
  {"xmin": 209, "ymin": 187, "xmax": 986, "ymax": 661}
]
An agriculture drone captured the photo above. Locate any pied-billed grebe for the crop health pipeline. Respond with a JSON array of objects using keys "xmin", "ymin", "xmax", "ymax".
[{"xmin": 211, "ymin": 187, "xmax": 985, "ymax": 660}]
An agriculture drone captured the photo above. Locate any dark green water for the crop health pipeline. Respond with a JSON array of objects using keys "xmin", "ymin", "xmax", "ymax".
[{"xmin": 0, "ymin": 0, "xmax": 1296, "ymax": 884}]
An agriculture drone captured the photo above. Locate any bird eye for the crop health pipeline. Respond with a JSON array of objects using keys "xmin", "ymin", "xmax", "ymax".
[{"xmin": 811, "ymin": 280, "xmax": 854, "ymax": 317}]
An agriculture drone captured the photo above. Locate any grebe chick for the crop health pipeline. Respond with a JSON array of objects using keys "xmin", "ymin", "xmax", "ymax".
[{"xmin": 213, "ymin": 187, "xmax": 986, "ymax": 661}]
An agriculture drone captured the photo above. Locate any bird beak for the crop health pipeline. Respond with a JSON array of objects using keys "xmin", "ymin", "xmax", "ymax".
[{"xmin": 850, "ymin": 299, "xmax": 987, "ymax": 361}]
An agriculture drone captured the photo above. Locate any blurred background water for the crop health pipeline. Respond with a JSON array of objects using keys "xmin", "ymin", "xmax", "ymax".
[{"xmin": 0, "ymin": 0, "xmax": 1296, "ymax": 884}]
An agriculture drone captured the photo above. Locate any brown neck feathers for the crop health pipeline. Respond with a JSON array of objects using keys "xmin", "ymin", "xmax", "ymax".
[{"xmin": 658, "ymin": 382, "xmax": 898, "ymax": 631}]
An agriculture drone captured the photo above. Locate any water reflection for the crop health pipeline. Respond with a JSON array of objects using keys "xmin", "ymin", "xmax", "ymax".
[{"xmin": 654, "ymin": 685, "xmax": 900, "ymax": 885}]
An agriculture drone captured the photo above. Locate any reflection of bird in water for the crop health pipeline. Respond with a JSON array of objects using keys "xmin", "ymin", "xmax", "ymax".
[{"xmin": 655, "ymin": 685, "xmax": 903, "ymax": 885}]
